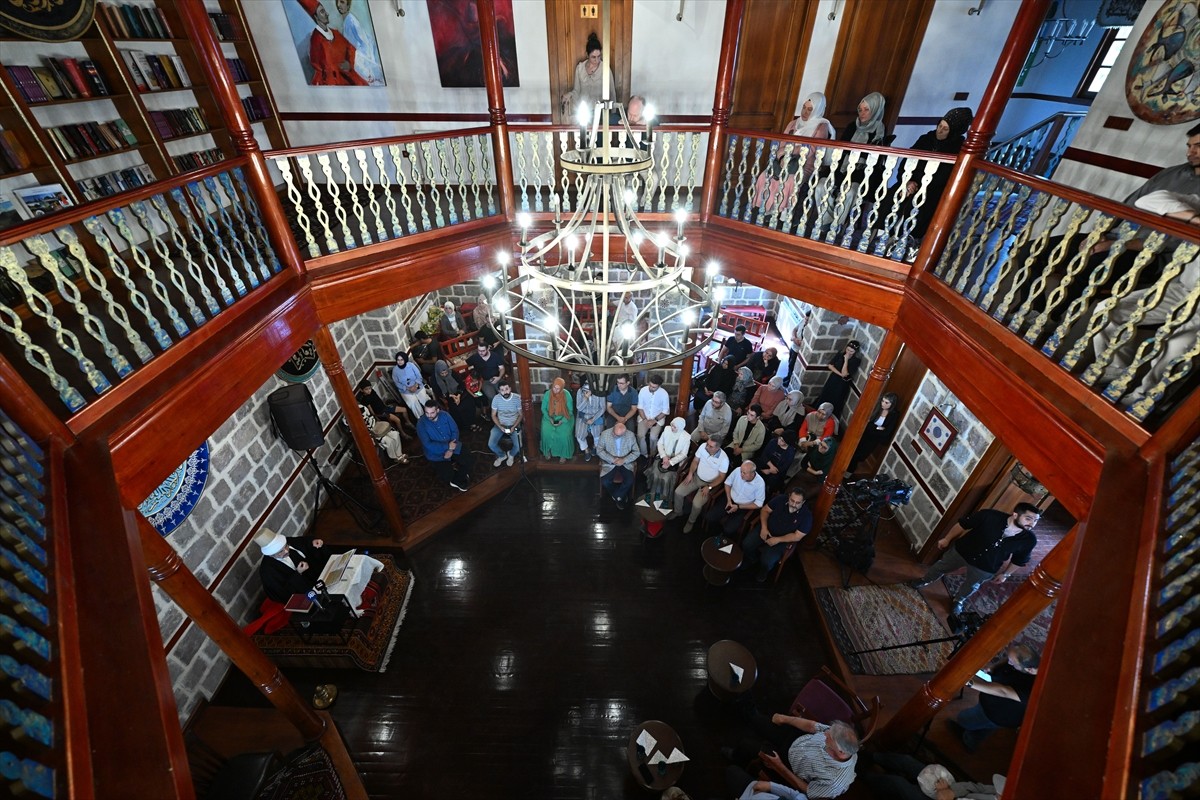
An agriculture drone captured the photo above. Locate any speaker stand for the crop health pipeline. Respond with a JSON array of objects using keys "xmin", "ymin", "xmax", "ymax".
[{"xmin": 307, "ymin": 455, "xmax": 383, "ymax": 535}]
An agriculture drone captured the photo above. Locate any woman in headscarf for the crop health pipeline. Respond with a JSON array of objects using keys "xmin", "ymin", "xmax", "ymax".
[
  {"xmin": 839, "ymin": 91, "xmax": 889, "ymax": 145},
  {"xmin": 390, "ymin": 350, "xmax": 430, "ymax": 417},
  {"xmin": 814, "ymin": 340, "xmax": 862, "ymax": 417},
  {"xmin": 772, "ymin": 389, "xmax": 806, "ymax": 435},
  {"xmin": 432, "ymin": 359, "xmax": 479, "ymax": 432},
  {"xmin": 438, "ymin": 300, "xmax": 467, "ymax": 341},
  {"xmin": 849, "ymin": 392, "xmax": 901, "ymax": 473},
  {"xmin": 541, "ymin": 377, "xmax": 575, "ymax": 462},
  {"xmin": 896, "ymin": 107, "xmax": 974, "ymax": 241},
  {"xmin": 472, "ymin": 292, "xmax": 498, "ymax": 345},
  {"xmin": 752, "ymin": 91, "xmax": 833, "ymax": 213},
  {"xmin": 754, "ymin": 429, "xmax": 797, "ymax": 495},
  {"xmin": 750, "ymin": 375, "xmax": 787, "ymax": 427},
  {"xmin": 646, "ymin": 417, "xmax": 690, "ymax": 506},
  {"xmin": 730, "ymin": 366, "xmax": 757, "ymax": 411},
  {"xmin": 574, "ymin": 381, "xmax": 606, "ymax": 461}
]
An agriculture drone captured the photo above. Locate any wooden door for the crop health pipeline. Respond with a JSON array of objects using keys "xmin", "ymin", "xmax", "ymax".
[
  {"xmin": 823, "ymin": 0, "xmax": 936, "ymax": 138},
  {"xmin": 545, "ymin": 0, "xmax": 633, "ymax": 123},
  {"xmin": 727, "ymin": 0, "xmax": 819, "ymax": 132}
]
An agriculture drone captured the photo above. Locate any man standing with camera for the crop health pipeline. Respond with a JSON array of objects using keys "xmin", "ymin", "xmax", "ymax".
[{"xmin": 911, "ymin": 502, "xmax": 1041, "ymax": 617}]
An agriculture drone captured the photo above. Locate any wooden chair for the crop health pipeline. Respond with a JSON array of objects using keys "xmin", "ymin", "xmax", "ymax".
[{"xmin": 789, "ymin": 665, "xmax": 882, "ymax": 744}]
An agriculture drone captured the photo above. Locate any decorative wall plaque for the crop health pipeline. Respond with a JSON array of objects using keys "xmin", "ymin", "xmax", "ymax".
[
  {"xmin": 276, "ymin": 339, "xmax": 321, "ymax": 383},
  {"xmin": 1125, "ymin": 0, "xmax": 1200, "ymax": 125},
  {"xmin": 138, "ymin": 442, "xmax": 210, "ymax": 536}
]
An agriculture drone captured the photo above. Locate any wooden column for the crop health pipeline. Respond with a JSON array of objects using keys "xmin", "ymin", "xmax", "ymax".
[
  {"xmin": 175, "ymin": 0, "xmax": 309, "ymax": 278},
  {"xmin": 811, "ymin": 333, "xmax": 903, "ymax": 534},
  {"xmin": 877, "ymin": 523, "xmax": 1078, "ymax": 746},
  {"xmin": 906, "ymin": 0, "xmax": 1051, "ymax": 280},
  {"xmin": 477, "ymin": 0, "xmax": 515, "ymax": 222},
  {"xmin": 515, "ymin": 352, "xmax": 538, "ymax": 460},
  {"xmin": 313, "ymin": 325, "xmax": 408, "ymax": 542},
  {"xmin": 676, "ymin": 355, "xmax": 694, "ymax": 419},
  {"xmin": 698, "ymin": 0, "xmax": 745, "ymax": 224},
  {"xmin": 139, "ymin": 518, "xmax": 326, "ymax": 741}
]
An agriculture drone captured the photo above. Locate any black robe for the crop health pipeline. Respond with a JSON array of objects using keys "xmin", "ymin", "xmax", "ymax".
[{"xmin": 259, "ymin": 537, "xmax": 330, "ymax": 603}]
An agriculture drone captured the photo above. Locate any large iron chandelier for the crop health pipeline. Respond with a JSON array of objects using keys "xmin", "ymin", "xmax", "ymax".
[{"xmin": 484, "ymin": 9, "xmax": 721, "ymax": 375}]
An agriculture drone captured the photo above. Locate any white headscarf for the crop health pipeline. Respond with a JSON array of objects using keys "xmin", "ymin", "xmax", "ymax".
[{"xmin": 792, "ymin": 92, "xmax": 831, "ymax": 139}]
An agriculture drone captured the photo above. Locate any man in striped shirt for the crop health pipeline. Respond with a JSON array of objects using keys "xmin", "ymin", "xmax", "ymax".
[{"xmin": 726, "ymin": 713, "xmax": 859, "ymax": 798}]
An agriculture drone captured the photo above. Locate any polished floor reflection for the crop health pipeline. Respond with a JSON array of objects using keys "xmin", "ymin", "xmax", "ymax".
[{"xmin": 215, "ymin": 473, "xmax": 828, "ymax": 798}]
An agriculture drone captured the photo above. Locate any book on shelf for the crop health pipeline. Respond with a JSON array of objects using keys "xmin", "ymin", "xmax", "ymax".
[
  {"xmin": 5, "ymin": 66, "xmax": 49, "ymax": 103},
  {"xmin": 207, "ymin": 12, "xmax": 240, "ymax": 41},
  {"xmin": 122, "ymin": 49, "xmax": 192, "ymax": 91},
  {"xmin": 59, "ymin": 59, "xmax": 94, "ymax": 97},
  {"xmin": 81, "ymin": 61, "xmax": 111, "ymax": 96},
  {"xmin": 148, "ymin": 107, "xmax": 208, "ymax": 140},
  {"xmin": 46, "ymin": 120, "xmax": 138, "ymax": 161},
  {"xmin": 225, "ymin": 57, "xmax": 250, "ymax": 83},
  {"xmin": 0, "ymin": 130, "xmax": 31, "ymax": 173},
  {"xmin": 12, "ymin": 183, "xmax": 73, "ymax": 219},
  {"xmin": 173, "ymin": 147, "xmax": 224, "ymax": 172},
  {"xmin": 0, "ymin": 195, "xmax": 23, "ymax": 231},
  {"xmin": 103, "ymin": 1, "xmax": 173, "ymax": 39},
  {"xmin": 77, "ymin": 163, "xmax": 155, "ymax": 202},
  {"xmin": 31, "ymin": 67, "xmax": 65, "ymax": 100},
  {"xmin": 242, "ymin": 95, "xmax": 271, "ymax": 122}
]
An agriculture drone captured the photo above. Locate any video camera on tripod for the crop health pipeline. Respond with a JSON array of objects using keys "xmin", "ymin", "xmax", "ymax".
[
  {"xmin": 820, "ymin": 474, "xmax": 915, "ymax": 585},
  {"xmin": 842, "ymin": 475, "xmax": 914, "ymax": 509}
]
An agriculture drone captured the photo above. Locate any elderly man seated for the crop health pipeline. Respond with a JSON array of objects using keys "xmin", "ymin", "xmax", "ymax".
[
  {"xmin": 704, "ymin": 460, "xmax": 766, "ymax": 538},
  {"xmin": 692, "ymin": 391, "xmax": 733, "ymax": 444},
  {"xmin": 723, "ymin": 711, "xmax": 860, "ymax": 799},
  {"xmin": 742, "ymin": 488, "xmax": 811, "ymax": 582},
  {"xmin": 255, "ymin": 528, "xmax": 329, "ymax": 603},
  {"xmin": 597, "ymin": 421, "xmax": 638, "ymax": 509}
]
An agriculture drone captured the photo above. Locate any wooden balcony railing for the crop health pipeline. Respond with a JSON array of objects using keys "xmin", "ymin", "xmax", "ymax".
[
  {"xmin": 985, "ymin": 111, "xmax": 1086, "ymax": 178},
  {"xmin": 265, "ymin": 129, "xmax": 500, "ymax": 260},
  {"xmin": 929, "ymin": 162, "xmax": 1199, "ymax": 426},
  {"xmin": 0, "ymin": 159, "xmax": 285, "ymax": 417},
  {"xmin": 507, "ymin": 125, "xmax": 708, "ymax": 216},
  {"xmin": 714, "ymin": 131, "xmax": 955, "ymax": 264}
]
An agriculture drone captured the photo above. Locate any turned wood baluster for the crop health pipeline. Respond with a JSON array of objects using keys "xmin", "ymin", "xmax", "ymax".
[
  {"xmin": 313, "ymin": 325, "xmax": 408, "ymax": 542},
  {"xmin": 699, "ymin": 0, "xmax": 745, "ymax": 224}
]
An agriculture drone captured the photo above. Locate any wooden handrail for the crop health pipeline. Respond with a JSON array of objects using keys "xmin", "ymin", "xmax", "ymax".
[
  {"xmin": 262, "ymin": 127, "xmax": 494, "ymax": 160},
  {"xmin": 724, "ymin": 128, "xmax": 959, "ymax": 165}
]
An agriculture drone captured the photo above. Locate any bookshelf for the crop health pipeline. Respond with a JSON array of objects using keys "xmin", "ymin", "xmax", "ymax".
[{"xmin": 0, "ymin": 0, "xmax": 287, "ymax": 227}]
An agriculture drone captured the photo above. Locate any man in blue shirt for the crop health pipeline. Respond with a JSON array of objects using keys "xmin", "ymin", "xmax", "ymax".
[
  {"xmin": 416, "ymin": 400, "xmax": 471, "ymax": 492},
  {"xmin": 605, "ymin": 373, "xmax": 638, "ymax": 429}
]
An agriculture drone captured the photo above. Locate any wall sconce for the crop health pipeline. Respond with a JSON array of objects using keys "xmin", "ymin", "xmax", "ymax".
[
  {"xmin": 676, "ymin": 0, "xmax": 686, "ymax": 22},
  {"xmin": 968, "ymin": 0, "xmax": 986, "ymax": 15}
]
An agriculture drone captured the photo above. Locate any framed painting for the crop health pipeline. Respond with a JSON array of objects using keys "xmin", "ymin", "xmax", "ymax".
[
  {"xmin": 283, "ymin": 0, "xmax": 385, "ymax": 86},
  {"xmin": 427, "ymin": 0, "xmax": 519, "ymax": 88},
  {"xmin": 919, "ymin": 407, "xmax": 958, "ymax": 458},
  {"xmin": 1125, "ymin": 0, "xmax": 1200, "ymax": 125}
]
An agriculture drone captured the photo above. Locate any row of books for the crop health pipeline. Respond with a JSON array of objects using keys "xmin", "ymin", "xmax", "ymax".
[
  {"xmin": 243, "ymin": 95, "xmax": 271, "ymax": 122},
  {"xmin": 0, "ymin": 130, "xmax": 31, "ymax": 174},
  {"xmin": 148, "ymin": 107, "xmax": 208, "ymax": 140},
  {"xmin": 119, "ymin": 49, "xmax": 191, "ymax": 93},
  {"xmin": 173, "ymin": 147, "xmax": 224, "ymax": 172},
  {"xmin": 45, "ymin": 119, "xmax": 137, "ymax": 162},
  {"xmin": 99, "ymin": 2, "xmax": 175, "ymax": 40},
  {"xmin": 6, "ymin": 59, "xmax": 112, "ymax": 104},
  {"xmin": 208, "ymin": 12, "xmax": 241, "ymax": 41},
  {"xmin": 78, "ymin": 164, "xmax": 156, "ymax": 202},
  {"xmin": 226, "ymin": 57, "xmax": 250, "ymax": 83}
]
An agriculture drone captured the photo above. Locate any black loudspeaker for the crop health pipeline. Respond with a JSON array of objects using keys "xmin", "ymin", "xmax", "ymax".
[{"xmin": 268, "ymin": 383, "xmax": 325, "ymax": 451}]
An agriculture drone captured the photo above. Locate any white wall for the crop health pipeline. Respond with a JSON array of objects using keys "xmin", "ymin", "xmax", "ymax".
[
  {"xmin": 1052, "ymin": 0, "xmax": 1194, "ymax": 201},
  {"xmin": 629, "ymin": 0, "xmax": 726, "ymax": 116},
  {"xmin": 796, "ymin": 0, "xmax": 841, "ymax": 116}
]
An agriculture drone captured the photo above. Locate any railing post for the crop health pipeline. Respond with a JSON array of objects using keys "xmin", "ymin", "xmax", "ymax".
[
  {"xmin": 698, "ymin": 0, "xmax": 745, "ymax": 224},
  {"xmin": 138, "ymin": 517, "xmax": 327, "ymax": 741},
  {"xmin": 477, "ymin": 0, "xmax": 515, "ymax": 222},
  {"xmin": 676, "ymin": 355, "xmax": 694, "ymax": 419},
  {"xmin": 313, "ymin": 325, "xmax": 407, "ymax": 543},
  {"xmin": 906, "ymin": 0, "xmax": 1052, "ymax": 281},
  {"xmin": 175, "ymin": 0, "xmax": 309, "ymax": 277},
  {"xmin": 811, "ymin": 333, "xmax": 903, "ymax": 534},
  {"xmin": 877, "ymin": 523, "xmax": 1078, "ymax": 748}
]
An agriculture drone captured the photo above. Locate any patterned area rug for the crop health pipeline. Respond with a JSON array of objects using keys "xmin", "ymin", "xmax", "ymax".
[
  {"xmin": 943, "ymin": 574, "xmax": 1055, "ymax": 652},
  {"xmin": 252, "ymin": 555, "xmax": 413, "ymax": 672},
  {"xmin": 816, "ymin": 583, "xmax": 955, "ymax": 675},
  {"xmin": 259, "ymin": 744, "xmax": 346, "ymax": 800}
]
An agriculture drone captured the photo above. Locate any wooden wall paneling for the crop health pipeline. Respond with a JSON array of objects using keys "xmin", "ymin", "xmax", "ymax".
[
  {"xmin": 107, "ymin": 283, "xmax": 320, "ymax": 507},
  {"xmin": 822, "ymin": 0, "xmax": 936, "ymax": 136},
  {"xmin": 545, "ymin": 0, "xmax": 633, "ymax": 123},
  {"xmin": 64, "ymin": 438, "xmax": 192, "ymax": 799},
  {"xmin": 727, "ymin": 0, "xmax": 818, "ymax": 132},
  {"xmin": 895, "ymin": 282, "xmax": 1108, "ymax": 520}
]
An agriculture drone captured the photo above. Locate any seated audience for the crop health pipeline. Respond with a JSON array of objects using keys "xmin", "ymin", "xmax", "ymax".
[
  {"xmin": 730, "ymin": 366, "xmax": 758, "ymax": 412},
  {"xmin": 488, "ymin": 379, "xmax": 523, "ymax": 466},
  {"xmin": 755, "ymin": 430, "xmax": 797, "ymax": 494},
  {"xmin": 857, "ymin": 751, "xmax": 1003, "ymax": 800},
  {"xmin": 355, "ymin": 378, "xmax": 413, "ymax": 438},
  {"xmin": 606, "ymin": 373, "xmax": 638, "ymax": 428},
  {"xmin": 597, "ymin": 420, "xmax": 638, "ymax": 509},
  {"xmin": 409, "ymin": 330, "xmax": 441, "ymax": 380},
  {"xmin": 747, "ymin": 349, "xmax": 782, "ymax": 383},
  {"xmin": 636, "ymin": 373, "xmax": 670, "ymax": 457},
  {"xmin": 718, "ymin": 325, "xmax": 756, "ymax": 370},
  {"xmin": 798, "ymin": 403, "xmax": 837, "ymax": 441},
  {"xmin": 848, "ymin": 392, "xmax": 900, "ymax": 472},
  {"xmin": 801, "ymin": 436, "xmax": 838, "ymax": 477},
  {"xmin": 751, "ymin": 91, "xmax": 833, "ymax": 214},
  {"xmin": 541, "ymin": 377, "xmax": 575, "ymax": 463},
  {"xmin": 723, "ymin": 711, "xmax": 859, "ymax": 798},
  {"xmin": 438, "ymin": 299, "xmax": 467, "ymax": 341},
  {"xmin": 391, "ymin": 351, "xmax": 430, "ymax": 417},
  {"xmin": 772, "ymin": 390, "xmax": 807, "ymax": 435},
  {"xmin": 472, "ymin": 292, "xmax": 499, "ymax": 345},
  {"xmin": 742, "ymin": 488, "xmax": 811, "ymax": 582},
  {"xmin": 838, "ymin": 91, "xmax": 890, "ymax": 146},
  {"xmin": 466, "ymin": 341, "xmax": 506, "ymax": 403},
  {"xmin": 357, "ymin": 401, "xmax": 406, "ymax": 464},
  {"xmin": 416, "ymin": 399, "xmax": 472, "ymax": 492},
  {"xmin": 818, "ymin": 91, "xmax": 891, "ymax": 229},
  {"xmin": 705, "ymin": 460, "xmax": 766, "ymax": 538},
  {"xmin": 431, "ymin": 360, "xmax": 479, "ymax": 432},
  {"xmin": 693, "ymin": 391, "xmax": 733, "ymax": 443},
  {"xmin": 751, "ymin": 375, "xmax": 786, "ymax": 425},
  {"xmin": 646, "ymin": 417, "xmax": 690, "ymax": 506},
  {"xmin": 575, "ymin": 381, "xmax": 606, "ymax": 461},
  {"xmin": 255, "ymin": 528, "xmax": 329, "ymax": 603},
  {"xmin": 728, "ymin": 404, "xmax": 767, "ymax": 466},
  {"xmin": 953, "ymin": 645, "xmax": 1040, "ymax": 752},
  {"xmin": 696, "ymin": 355, "xmax": 738, "ymax": 411},
  {"xmin": 674, "ymin": 435, "xmax": 730, "ymax": 532}
]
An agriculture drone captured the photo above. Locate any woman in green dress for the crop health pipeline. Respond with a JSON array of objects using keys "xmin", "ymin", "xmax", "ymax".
[{"xmin": 541, "ymin": 377, "xmax": 575, "ymax": 462}]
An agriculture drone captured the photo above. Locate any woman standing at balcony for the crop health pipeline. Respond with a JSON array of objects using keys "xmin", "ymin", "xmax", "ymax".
[
  {"xmin": 814, "ymin": 340, "xmax": 861, "ymax": 417},
  {"xmin": 751, "ymin": 91, "xmax": 833, "ymax": 214},
  {"xmin": 562, "ymin": 33, "xmax": 616, "ymax": 117}
]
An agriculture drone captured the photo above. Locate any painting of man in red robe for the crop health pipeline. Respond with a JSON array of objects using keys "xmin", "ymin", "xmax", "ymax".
[
  {"xmin": 290, "ymin": 0, "xmax": 370, "ymax": 86},
  {"xmin": 427, "ymin": 0, "xmax": 520, "ymax": 88}
]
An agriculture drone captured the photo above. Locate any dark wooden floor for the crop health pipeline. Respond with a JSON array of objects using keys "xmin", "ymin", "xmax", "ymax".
[{"xmin": 215, "ymin": 472, "xmax": 831, "ymax": 799}]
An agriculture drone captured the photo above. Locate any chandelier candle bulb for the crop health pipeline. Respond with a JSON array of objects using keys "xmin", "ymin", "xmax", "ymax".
[{"xmin": 674, "ymin": 208, "xmax": 688, "ymax": 240}]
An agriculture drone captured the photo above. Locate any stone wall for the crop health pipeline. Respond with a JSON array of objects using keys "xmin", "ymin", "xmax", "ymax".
[
  {"xmin": 880, "ymin": 370, "xmax": 996, "ymax": 550},
  {"xmin": 786, "ymin": 305, "xmax": 885, "ymax": 430},
  {"xmin": 151, "ymin": 317, "xmax": 379, "ymax": 722}
]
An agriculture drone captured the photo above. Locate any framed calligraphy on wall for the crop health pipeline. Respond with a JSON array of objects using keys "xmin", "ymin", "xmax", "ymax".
[
  {"xmin": 918, "ymin": 407, "xmax": 958, "ymax": 458},
  {"xmin": 276, "ymin": 339, "xmax": 321, "ymax": 383}
]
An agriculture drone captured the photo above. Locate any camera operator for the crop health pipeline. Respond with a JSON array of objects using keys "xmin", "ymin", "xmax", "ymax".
[
  {"xmin": 955, "ymin": 644, "xmax": 1040, "ymax": 752},
  {"xmin": 911, "ymin": 503, "xmax": 1041, "ymax": 617}
]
